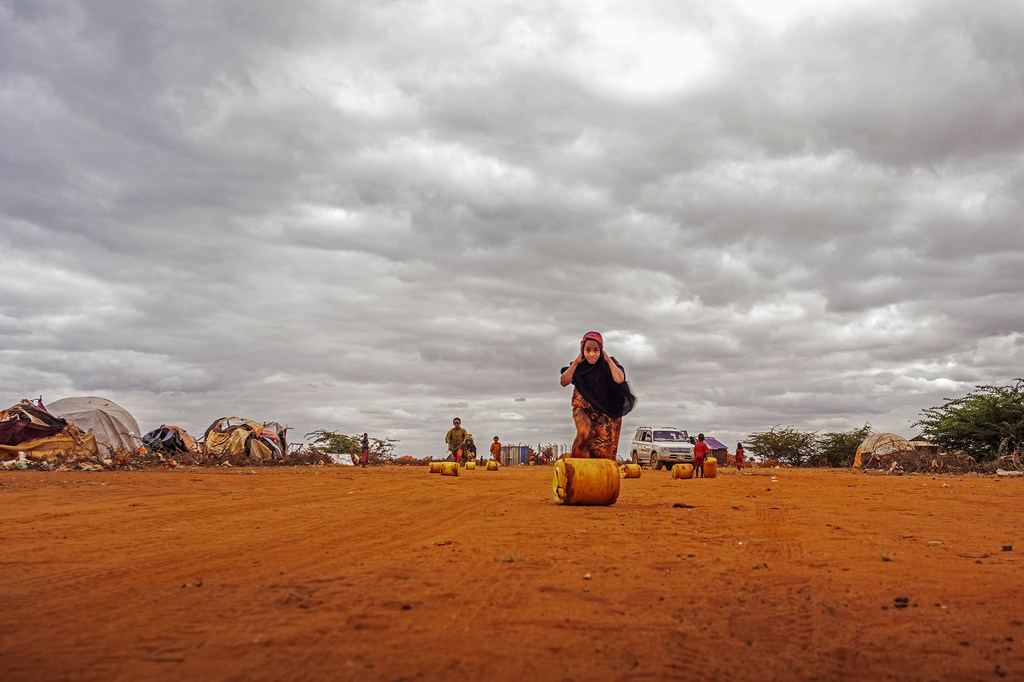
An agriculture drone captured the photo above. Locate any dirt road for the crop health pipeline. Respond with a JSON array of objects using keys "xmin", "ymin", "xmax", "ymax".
[{"xmin": 1, "ymin": 465, "xmax": 1021, "ymax": 680}]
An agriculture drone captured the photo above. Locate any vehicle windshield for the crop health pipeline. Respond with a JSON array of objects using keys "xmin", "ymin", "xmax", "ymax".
[{"xmin": 653, "ymin": 430, "xmax": 686, "ymax": 441}]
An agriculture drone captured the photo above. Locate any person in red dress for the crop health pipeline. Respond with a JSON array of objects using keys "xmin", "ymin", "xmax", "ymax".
[
  {"xmin": 735, "ymin": 442, "xmax": 746, "ymax": 471},
  {"xmin": 693, "ymin": 433, "xmax": 710, "ymax": 478}
]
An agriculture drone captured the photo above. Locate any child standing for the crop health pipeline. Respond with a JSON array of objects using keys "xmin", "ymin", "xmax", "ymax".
[
  {"xmin": 360, "ymin": 432, "xmax": 369, "ymax": 467},
  {"xmin": 693, "ymin": 433, "xmax": 710, "ymax": 478},
  {"xmin": 490, "ymin": 436, "xmax": 501, "ymax": 463},
  {"xmin": 559, "ymin": 331, "xmax": 636, "ymax": 459}
]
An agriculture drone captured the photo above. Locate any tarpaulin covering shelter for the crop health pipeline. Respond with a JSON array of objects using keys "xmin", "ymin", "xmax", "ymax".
[
  {"xmin": 0, "ymin": 400, "xmax": 65, "ymax": 446},
  {"xmin": 0, "ymin": 399, "xmax": 99, "ymax": 462},
  {"xmin": 46, "ymin": 397, "xmax": 143, "ymax": 458},
  {"xmin": 852, "ymin": 433, "xmax": 914, "ymax": 469},
  {"xmin": 142, "ymin": 425, "xmax": 198, "ymax": 455},
  {"xmin": 203, "ymin": 417, "xmax": 288, "ymax": 462},
  {"xmin": 703, "ymin": 436, "xmax": 730, "ymax": 464}
]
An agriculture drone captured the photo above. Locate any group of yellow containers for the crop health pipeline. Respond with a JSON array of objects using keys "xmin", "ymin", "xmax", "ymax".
[
  {"xmin": 670, "ymin": 457, "xmax": 718, "ymax": 479},
  {"xmin": 428, "ymin": 460, "xmax": 500, "ymax": 476},
  {"xmin": 553, "ymin": 456, "xmax": 720, "ymax": 506},
  {"xmin": 426, "ymin": 455, "xmax": 718, "ymax": 507}
]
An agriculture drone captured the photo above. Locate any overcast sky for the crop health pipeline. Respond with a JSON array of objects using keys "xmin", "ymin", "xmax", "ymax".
[{"xmin": 2, "ymin": 0, "xmax": 1022, "ymax": 458}]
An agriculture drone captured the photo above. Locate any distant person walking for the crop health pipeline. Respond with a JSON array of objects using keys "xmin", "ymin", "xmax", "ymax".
[
  {"xmin": 559, "ymin": 331, "xmax": 636, "ymax": 460},
  {"xmin": 693, "ymin": 433, "xmax": 710, "ymax": 478},
  {"xmin": 360, "ymin": 433, "xmax": 369, "ymax": 467},
  {"xmin": 490, "ymin": 436, "xmax": 501, "ymax": 463},
  {"xmin": 735, "ymin": 442, "xmax": 745, "ymax": 471},
  {"xmin": 445, "ymin": 417, "xmax": 469, "ymax": 462}
]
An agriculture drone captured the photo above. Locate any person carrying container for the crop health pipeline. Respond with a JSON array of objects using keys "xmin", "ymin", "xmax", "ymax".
[{"xmin": 490, "ymin": 436, "xmax": 501, "ymax": 463}]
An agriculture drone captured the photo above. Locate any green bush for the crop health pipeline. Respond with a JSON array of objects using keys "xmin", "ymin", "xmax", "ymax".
[
  {"xmin": 305, "ymin": 429, "xmax": 399, "ymax": 459},
  {"xmin": 744, "ymin": 425, "xmax": 818, "ymax": 466},
  {"xmin": 913, "ymin": 379, "xmax": 1024, "ymax": 463},
  {"xmin": 810, "ymin": 423, "xmax": 873, "ymax": 467},
  {"xmin": 746, "ymin": 424, "xmax": 873, "ymax": 468}
]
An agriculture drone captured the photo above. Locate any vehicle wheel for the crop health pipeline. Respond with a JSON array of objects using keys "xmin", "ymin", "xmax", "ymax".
[
  {"xmin": 631, "ymin": 451, "xmax": 639, "ymax": 466},
  {"xmin": 650, "ymin": 453, "xmax": 661, "ymax": 470}
]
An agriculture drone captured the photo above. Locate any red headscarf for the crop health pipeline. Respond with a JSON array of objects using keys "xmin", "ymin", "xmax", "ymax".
[
  {"xmin": 564, "ymin": 331, "xmax": 636, "ymax": 418},
  {"xmin": 580, "ymin": 331, "xmax": 603, "ymax": 353}
]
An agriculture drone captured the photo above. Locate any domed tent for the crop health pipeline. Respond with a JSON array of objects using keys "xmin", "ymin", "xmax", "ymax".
[
  {"xmin": 46, "ymin": 397, "xmax": 143, "ymax": 458},
  {"xmin": 203, "ymin": 417, "xmax": 288, "ymax": 463},
  {"xmin": 852, "ymin": 433, "xmax": 914, "ymax": 469}
]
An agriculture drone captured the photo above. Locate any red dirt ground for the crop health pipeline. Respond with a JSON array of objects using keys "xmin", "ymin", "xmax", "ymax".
[{"xmin": 1, "ymin": 465, "xmax": 1021, "ymax": 681}]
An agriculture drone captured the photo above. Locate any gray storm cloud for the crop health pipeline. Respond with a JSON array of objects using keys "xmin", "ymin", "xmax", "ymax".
[{"xmin": 2, "ymin": 0, "xmax": 1022, "ymax": 455}]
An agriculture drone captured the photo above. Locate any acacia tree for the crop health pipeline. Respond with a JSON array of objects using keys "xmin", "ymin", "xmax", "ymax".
[
  {"xmin": 914, "ymin": 379, "xmax": 1024, "ymax": 462},
  {"xmin": 744, "ymin": 425, "xmax": 818, "ymax": 466},
  {"xmin": 810, "ymin": 423, "xmax": 873, "ymax": 468},
  {"xmin": 305, "ymin": 430, "xmax": 399, "ymax": 459}
]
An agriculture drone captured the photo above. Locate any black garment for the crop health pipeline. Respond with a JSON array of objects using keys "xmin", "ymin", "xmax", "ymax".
[{"xmin": 561, "ymin": 356, "xmax": 636, "ymax": 419}]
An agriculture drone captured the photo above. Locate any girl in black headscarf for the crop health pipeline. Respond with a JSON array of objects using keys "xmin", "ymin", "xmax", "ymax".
[{"xmin": 559, "ymin": 331, "xmax": 636, "ymax": 459}]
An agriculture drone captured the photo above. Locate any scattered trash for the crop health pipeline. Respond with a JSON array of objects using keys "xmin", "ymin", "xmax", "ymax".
[
  {"xmin": 1003, "ymin": 545, "xmax": 1013, "ymax": 552},
  {"xmin": 996, "ymin": 469, "xmax": 1023, "ymax": 477},
  {"xmin": 927, "ymin": 541, "xmax": 944, "ymax": 546},
  {"xmin": 893, "ymin": 597, "xmax": 910, "ymax": 609},
  {"xmin": 672, "ymin": 502, "xmax": 696, "ymax": 509},
  {"xmin": 583, "ymin": 573, "xmax": 592, "ymax": 580}
]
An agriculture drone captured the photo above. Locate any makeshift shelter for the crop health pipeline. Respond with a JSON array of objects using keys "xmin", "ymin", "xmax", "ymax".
[
  {"xmin": 909, "ymin": 435, "xmax": 941, "ymax": 457},
  {"xmin": 852, "ymin": 433, "xmax": 914, "ymax": 469},
  {"xmin": 704, "ymin": 436, "xmax": 729, "ymax": 464},
  {"xmin": 203, "ymin": 417, "xmax": 288, "ymax": 462},
  {"xmin": 0, "ymin": 400, "xmax": 65, "ymax": 446},
  {"xmin": 0, "ymin": 399, "xmax": 99, "ymax": 463},
  {"xmin": 46, "ymin": 397, "xmax": 143, "ymax": 458},
  {"xmin": 142, "ymin": 425, "xmax": 198, "ymax": 455}
]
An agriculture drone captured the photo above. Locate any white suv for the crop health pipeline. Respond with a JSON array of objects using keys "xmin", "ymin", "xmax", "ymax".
[{"xmin": 630, "ymin": 427, "xmax": 693, "ymax": 470}]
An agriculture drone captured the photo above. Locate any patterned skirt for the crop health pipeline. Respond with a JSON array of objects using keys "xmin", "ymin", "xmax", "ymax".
[{"xmin": 571, "ymin": 389, "xmax": 622, "ymax": 460}]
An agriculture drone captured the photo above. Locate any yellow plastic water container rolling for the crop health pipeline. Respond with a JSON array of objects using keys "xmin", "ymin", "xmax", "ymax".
[
  {"xmin": 672, "ymin": 463, "xmax": 694, "ymax": 479},
  {"xmin": 619, "ymin": 463, "xmax": 642, "ymax": 478},
  {"xmin": 440, "ymin": 461, "xmax": 460, "ymax": 477},
  {"xmin": 486, "ymin": 461, "xmax": 499, "ymax": 471},
  {"xmin": 552, "ymin": 458, "xmax": 620, "ymax": 506},
  {"xmin": 465, "ymin": 461, "xmax": 476, "ymax": 470},
  {"xmin": 704, "ymin": 457, "xmax": 718, "ymax": 478},
  {"xmin": 428, "ymin": 461, "xmax": 443, "ymax": 474}
]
